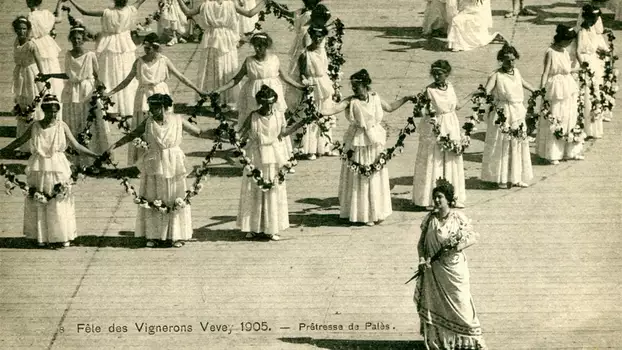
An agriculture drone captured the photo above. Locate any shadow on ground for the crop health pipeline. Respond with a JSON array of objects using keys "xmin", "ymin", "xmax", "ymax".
[{"xmin": 279, "ymin": 338, "xmax": 425, "ymax": 350}]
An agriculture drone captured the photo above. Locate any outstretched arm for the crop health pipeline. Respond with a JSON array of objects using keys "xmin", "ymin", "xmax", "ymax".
[
  {"xmin": 67, "ymin": 0, "xmax": 104, "ymax": 17},
  {"xmin": 181, "ymin": 120, "xmax": 215, "ymax": 138},
  {"xmin": 133, "ymin": 0, "xmax": 148, "ymax": 9},
  {"xmin": 0, "ymin": 125, "xmax": 32, "ymax": 155},
  {"xmin": 522, "ymin": 78, "xmax": 536, "ymax": 94},
  {"xmin": 212, "ymin": 63, "xmax": 248, "ymax": 94},
  {"xmin": 235, "ymin": 0, "xmax": 267, "ymax": 17},
  {"xmin": 167, "ymin": 59, "xmax": 204, "ymax": 96},
  {"xmin": 381, "ymin": 96, "xmax": 412, "ymax": 113},
  {"xmin": 54, "ymin": 0, "xmax": 64, "ymax": 23},
  {"xmin": 484, "ymin": 71, "xmax": 497, "ymax": 95},
  {"xmin": 176, "ymin": 0, "xmax": 201, "ymax": 17},
  {"xmin": 279, "ymin": 68, "xmax": 305, "ymax": 89},
  {"xmin": 540, "ymin": 50, "xmax": 552, "ymax": 89},
  {"xmin": 320, "ymin": 97, "xmax": 351, "ymax": 116},
  {"xmin": 107, "ymin": 60, "xmax": 138, "ymax": 96},
  {"xmin": 62, "ymin": 122, "xmax": 99, "ymax": 158},
  {"xmin": 107, "ymin": 121, "xmax": 147, "ymax": 151}
]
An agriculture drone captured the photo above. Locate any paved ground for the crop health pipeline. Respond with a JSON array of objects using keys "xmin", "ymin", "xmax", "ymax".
[{"xmin": 0, "ymin": 0, "xmax": 621, "ymax": 349}]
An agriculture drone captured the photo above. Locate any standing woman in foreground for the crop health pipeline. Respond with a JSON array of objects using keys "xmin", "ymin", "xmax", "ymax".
[
  {"xmin": 412, "ymin": 60, "xmax": 466, "ymax": 209},
  {"xmin": 414, "ymin": 179, "xmax": 487, "ymax": 349},
  {"xmin": 0, "ymin": 94, "xmax": 101, "ymax": 248},
  {"xmin": 176, "ymin": 0, "xmax": 268, "ymax": 109},
  {"xmin": 25, "ymin": 0, "xmax": 64, "ymax": 99},
  {"xmin": 321, "ymin": 69, "xmax": 413, "ymax": 226},
  {"xmin": 66, "ymin": 0, "xmax": 147, "ymax": 119},
  {"xmin": 480, "ymin": 44, "xmax": 534, "ymax": 188}
]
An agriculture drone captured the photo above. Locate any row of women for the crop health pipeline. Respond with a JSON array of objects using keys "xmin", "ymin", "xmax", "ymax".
[{"xmin": 3, "ymin": 3, "xmax": 617, "ymax": 349}]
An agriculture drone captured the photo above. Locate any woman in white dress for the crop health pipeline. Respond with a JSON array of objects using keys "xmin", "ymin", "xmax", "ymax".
[
  {"xmin": 412, "ymin": 60, "xmax": 466, "ymax": 209},
  {"xmin": 296, "ymin": 25, "xmax": 336, "ymax": 159},
  {"xmin": 159, "ymin": 0, "xmax": 188, "ymax": 46},
  {"xmin": 577, "ymin": 4, "xmax": 609, "ymax": 139},
  {"xmin": 321, "ymin": 69, "xmax": 413, "ymax": 226},
  {"xmin": 176, "ymin": 0, "xmax": 268, "ymax": 108},
  {"xmin": 106, "ymin": 33, "xmax": 206, "ymax": 165},
  {"xmin": 447, "ymin": 0, "xmax": 500, "ymax": 52},
  {"xmin": 26, "ymin": 0, "xmax": 64, "ymax": 100},
  {"xmin": 481, "ymin": 44, "xmax": 535, "ymax": 188},
  {"xmin": 67, "ymin": 0, "xmax": 147, "ymax": 118},
  {"xmin": 537, "ymin": 25, "xmax": 584, "ymax": 164},
  {"xmin": 238, "ymin": 0, "xmax": 258, "ymax": 35},
  {"xmin": 105, "ymin": 94, "xmax": 212, "ymax": 248},
  {"xmin": 0, "ymin": 94, "xmax": 100, "ymax": 248},
  {"xmin": 13, "ymin": 16, "xmax": 44, "ymax": 156},
  {"xmin": 422, "ymin": 0, "xmax": 458, "ymax": 37},
  {"xmin": 414, "ymin": 180, "xmax": 487, "ymax": 350},
  {"xmin": 237, "ymin": 85, "xmax": 306, "ymax": 241},
  {"xmin": 50, "ymin": 25, "xmax": 112, "ymax": 168}
]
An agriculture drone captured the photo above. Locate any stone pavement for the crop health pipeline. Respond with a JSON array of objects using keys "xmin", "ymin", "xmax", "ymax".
[{"xmin": 0, "ymin": 0, "xmax": 621, "ymax": 349}]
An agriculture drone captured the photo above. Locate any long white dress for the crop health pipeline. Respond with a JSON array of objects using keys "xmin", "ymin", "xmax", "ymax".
[
  {"xmin": 27, "ymin": 9, "xmax": 63, "ymax": 100},
  {"xmin": 288, "ymin": 10, "xmax": 312, "ymax": 72},
  {"xmin": 577, "ymin": 26, "xmax": 608, "ymax": 138},
  {"xmin": 422, "ymin": 0, "xmax": 458, "ymax": 35},
  {"xmin": 158, "ymin": 0, "xmax": 188, "ymax": 35},
  {"xmin": 238, "ymin": 54, "xmax": 287, "ymax": 124},
  {"xmin": 298, "ymin": 47, "xmax": 335, "ymax": 155},
  {"xmin": 127, "ymin": 54, "xmax": 171, "ymax": 164},
  {"xmin": 61, "ymin": 51, "xmax": 112, "ymax": 167},
  {"xmin": 536, "ymin": 48, "xmax": 582, "ymax": 161},
  {"xmin": 481, "ymin": 69, "xmax": 533, "ymax": 184},
  {"xmin": 24, "ymin": 121, "xmax": 77, "ymax": 244},
  {"xmin": 338, "ymin": 93, "xmax": 392, "ymax": 223},
  {"xmin": 97, "ymin": 5, "xmax": 138, "ymax": 116},
  {"xmin": 135, "ymin": 113, "xmax": 193, "ymax": 241},
  {"xmin": 238, "ymin": 0, "xmax": 258, "ymax": 34},
  {"xmin": 13, "ymin": 39, "xmax": 42, "ymax": 153},
  {"xmin": 195, "ymin": 0, "xmax": 240, "ymax": 108},
  {"xmin": 412, "ymin": 83, "xmax": 466, "ymax": 207},
  {"xmin": 414, "ymin": 211, "xmax": 487, "ymax": 350},
  {"xmin": 447, "ymin": 0, "xmax": 498, "ymax": 52},
  {"xmin": 237, "ymin": 110, "xmax": 290, "ymax": 235}
]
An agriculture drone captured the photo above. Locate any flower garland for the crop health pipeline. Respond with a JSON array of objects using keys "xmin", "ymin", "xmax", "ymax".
[
  {"xmin": 255, "ymin": 1, "xmax": 295, "ymax": 31},
  {"xmin": 136, "ymin": 1, "xmax": 164, "ymax": 31},
  {"xmin": 421, "ymin": 91, "xmax": 472, "ymax": 154},
  {"xmin": 579, "ymin": 62, "xmax": 603, "ymax": 122},
  {"xmin": 525, "ymin": 88, "xmax": 545, "ymax": 135},
  {"xmin": 326, "ymin": 19, "xmax": 345, "ymax": 102},
  {"xmin": 469, "ymin": 84, "xmax": 528, "ymax": 141},
  {"xmin": 207, "ymin": 94, "xmax": 298, "ymax": 191},
  {"xmin": 538, "ymin": 98, "xmax": 565, "ymax": 140},
  {"xmin": 119, "ymin": 98, "xmax": 209, "ymax": 213},
  {"xmin": 13, "ymin": 79, "xmax": 51, "ymax": 124},
  {"xmin": 470, "ymin": 85, "xmax": 494, "ymax": 124},
  {"xmin": 599, "ymin": 31, "xmax": 619, "ymax": 116},
  {"xmin": 66, "ymin": 86, "xmax": 112, "ymax": 156},
  {"xmin": 290, "ymin": 86, "xmax": 336, "ymax": 155}
]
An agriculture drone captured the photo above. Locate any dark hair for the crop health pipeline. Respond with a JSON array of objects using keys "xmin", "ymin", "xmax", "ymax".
[
  {"xmin": 432, "ymin": 178, "xmax": 456, "ymax": 207},
  {"xmin": 310, "ymin": 4, "xmax": 331, "ymax": 25},
  {"xmin": 581, "ymin": 4, "xmax": 601, "ymax": 28},
  {"xmin": 26, "ymin": 0, "xmax": 43, "ymax": 8},
  {"xmin": 303, "ymin": 0, "xmax": 322, "ymax": 10},
  {"xmin": 143, "ymin": 33, "xmax": 161, "ymax": 49},
  {"xmin": 496, "ymin": 43, "xmax": 520, "ymax": 61},
  {"xmin": 114, "ymin": 0, "xmax": 129, "ymax": 7},
  {"xmin": 255, "ymin": 84, "xmax": 278, "ymax": 104},
  {"xmin": 250, "ymin": 33, "xmax": 273, "ymax": 49},
  {"xmin": 430, "ymin": 60, "xmax": 452, "ymax": 76},
  {"xmin": 350, "ymin": 69, "xmax": 372, "ymax": 87},
  {"xmin": 147, "ymin": 93, "xmax": 173, "ymax": 108},
  {"xmin": 307, "ymin": 25, "xmax": 328, "ymax": 39},
  {"xmin": 553, "ymin": 24, "xmax": 577, "ymax": 44},
  {"xmin": 12, "ymin": 16, "xmax": 31, "ymax": 32},
  {"xmin": 68, "ymin": 25, "xmax": 87, "ymax": 40},
  {"xmin": 41, "ymin": 94, "xmax": 61, "ymax": 112}
]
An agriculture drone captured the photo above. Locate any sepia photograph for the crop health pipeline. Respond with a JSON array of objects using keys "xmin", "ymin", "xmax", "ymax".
[{"xmin": 0, "ymin": 0, "xmax": 620, "ymax": 348}]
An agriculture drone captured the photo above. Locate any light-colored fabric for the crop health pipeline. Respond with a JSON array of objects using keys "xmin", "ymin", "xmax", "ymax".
[
  {"xmin": 27, "ymin": 10, "xmax": 63, "ymax": 106},
  {"xmin": 238, "ymin": 55, "xmax": 286, "ymax": 127},
  {"xmin": 537, "ymin": 48, "xmax": 582, "ymax": 160},
  {"xmin": 447, "ymin": 0, "xmax": 497, "ymax": 52},
  {"xmin": 288, "ymin": 10, "xmax": 313, "ymax": 71},
  {"xmin": 414, "ymin": 211, "xmax": 487, "ymax": 350},
  {"xmin": 136, "ymin": 113, "xmax": 186, "ymax": 178},
  {"xmin": 238, "ymin": 0, "xmax": 258, "ymax": 34},
  {"xmin": 62, "ymin": 51, "xmax": 98, "ymax": 104},
  {"xmin": 237, "ymin": 111, "xmax": 290, "ymax": 235},
  {"xmin": 422, "ymin": 0, "xmax": 458, "ymax": 35},
  {"xmin": 158, "ymin": 0, "xmax": 188, "ymax": 34},
  {"xmin": 13, "ymin": 39, "xmax": 42, "ymax": 152},
  {"xmin": 412, "ymin": 84, "xmax": 466, "ymax": 207},
  {"xmin": 196, "ymin": 46, "xmax": 239, "ymax": 106},
  {"xmin": 195, "ymin": 0, "xmax": 239, "ymax": 52},
  {"xmin": 481, "ymin": 69, "xmax": 533, "ymax": 184},
  {"xmin": 24, "ymin": 121, "xmax": 77, "ymax": 244},
  {"xmin": 339, "ymin": 93, "xmax": 392, "ymax": 223},
  {"xmin": 577, "ymin": 26, "xmax": 607, "ymax": 138},
  {"xmin": 97, "ymin": 6, "xmax": 137, "ymax": 53}
]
